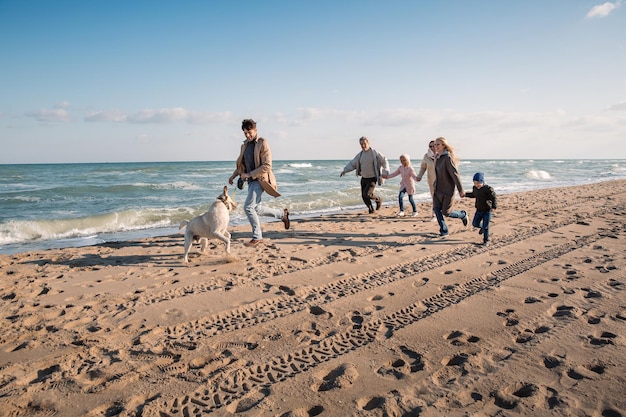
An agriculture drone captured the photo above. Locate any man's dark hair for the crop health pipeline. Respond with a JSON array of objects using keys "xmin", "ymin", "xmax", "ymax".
[{"xmin": 241, "ymin": 119, "xmax": 257, "ymax": 130}]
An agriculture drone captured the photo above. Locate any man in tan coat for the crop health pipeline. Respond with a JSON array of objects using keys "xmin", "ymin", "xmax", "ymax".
[{"xmin": 228, "ymin": 119, "xmax": 289, "ymax": 247}]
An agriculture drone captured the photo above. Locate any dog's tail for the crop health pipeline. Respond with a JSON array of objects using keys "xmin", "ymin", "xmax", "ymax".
[{"xmin": 178, "ymin": 220, "xmax": 189, "ymax": 230}]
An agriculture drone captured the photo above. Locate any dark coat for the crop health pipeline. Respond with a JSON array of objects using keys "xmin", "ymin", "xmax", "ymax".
[{"xmin": 465, "ymin": 185, "xmax": 497, "ymax": 211}]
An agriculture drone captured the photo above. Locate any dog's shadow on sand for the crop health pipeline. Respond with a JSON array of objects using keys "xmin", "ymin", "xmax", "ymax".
[{"xmin": 21, "ymin": 237, "xmax": 190, "ymax": 268}]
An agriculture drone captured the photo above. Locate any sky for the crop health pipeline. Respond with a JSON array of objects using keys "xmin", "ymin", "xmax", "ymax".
[{"xmin": 1, "ymin": 0, "xmax": 625, "ymax": 163}]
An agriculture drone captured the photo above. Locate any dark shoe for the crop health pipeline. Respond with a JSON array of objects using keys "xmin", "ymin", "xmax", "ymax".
[
  {"xmin": 461, "ymin": 211, "xmax": 468, "ymax": 226},
  {"xmin": 375, "ymin": 200, "xmax": 382, "ymax": 210},
  {"xmin": 479, "ymin": 228, "xmax": 484, "ymax": 235},
  {"xmin": 244, "ymin": 239, "xmax": 264, "ymax": 247},
  {"xmin": 368, "ymin": 207, "xmax": 375, "ymax": 214},
  {"xmin": 282, "ymin": 209, "xmax": 290, "ymax": 229},
  {"xmin": 440, "ymin": 233, "xmax": 449, "ymax": 237}
]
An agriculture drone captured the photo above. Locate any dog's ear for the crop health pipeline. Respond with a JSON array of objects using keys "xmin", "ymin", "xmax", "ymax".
[{"xmin": 223, "ymin": 185, "xmax": 228, "ymax": 196}]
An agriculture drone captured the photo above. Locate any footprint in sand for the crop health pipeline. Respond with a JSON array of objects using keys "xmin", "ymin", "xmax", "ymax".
[
  {"xmin": 444, "ymin": 330, "xmax": 480, "ymax": 345},
  {"xmin": 309, "ymin": 305, "xmax": 332, "ymax": 319},
  {"xmin": 356, "ymin": 395, "xmax": 404, "ymax": 415},
  {"xmin": 586, "ymin": 308, "xmax": 605, "ymax": 324},
  {"xmin": 497, "ymin": 309, "xmax": 519, "ymax": 326},
  {"xmin": 581, "ymin": 287, "xmax": 602, "ymax": 299},
  {"xmin": 350, "ymin": 311, "xmax": 364, "ymax": 330},
  {"xmin": 225, "ymin": 388, "xmax": 270, "ymax": 414},
  {"xmin": 514, "ymin": 330, "xmax": 534, "ymax": 344},
  {"xmin": 492, "ymin": 382, "xmax": 538, "ymax": 410},
  {"xmin": 542, "ymin": 355, "xmax": 563, "ymax": 369},
  {"xmin": 547, "ymin": 304, "xmax": 583, "ymax": 319},
  {"xmin": 432, "ymin": 363, "xmax": 464, "ymax": 386},
  {"xmin": 586, "ymin": 331, "xmax": 617, "ymax": 347},
  {"xmin": 376, "ymin": 345, "xmax": 424, "ymax": 379},
  {"xmin": 314, "ymin": 363, "xmax": 359, "ymax": 392}
]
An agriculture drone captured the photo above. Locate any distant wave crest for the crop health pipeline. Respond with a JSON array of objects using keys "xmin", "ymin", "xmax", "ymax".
[{"xmin": 525, "ymin": 170, "xmax": 552, "ymax": 180}]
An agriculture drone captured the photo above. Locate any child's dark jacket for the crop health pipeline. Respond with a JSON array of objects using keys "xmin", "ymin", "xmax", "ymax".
[{"xmin": 465, "ymin": 185, "xmax": 497, "ymax": 211}]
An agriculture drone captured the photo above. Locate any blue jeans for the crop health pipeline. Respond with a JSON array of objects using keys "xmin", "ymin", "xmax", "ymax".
[
  {"xmin": 398, "ymin": 189, "xmax": 417, "ymax": 212},
  {"xmin": 472, "ymin": 210, "xmax": 492, "ymax": 242},
  {"xmin": 433, "ymin": 191, "xmax": 466, "ymax": 235},
  {"xmin": 244, "ymin": 180, "xmax": 284, "ymax": 240}
]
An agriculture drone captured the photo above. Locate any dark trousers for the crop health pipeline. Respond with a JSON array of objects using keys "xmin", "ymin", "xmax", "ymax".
[{"xmin": 360, "ymin": 177, "xmax": 380, "ymax": 212}]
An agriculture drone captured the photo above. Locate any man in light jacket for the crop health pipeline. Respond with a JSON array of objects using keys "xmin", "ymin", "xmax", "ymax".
[{"xmin": 340, "ymin": 136, "xmax": 390, "ymax": 214}]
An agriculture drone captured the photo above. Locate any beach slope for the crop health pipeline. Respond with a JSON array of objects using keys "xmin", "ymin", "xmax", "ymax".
[{"xmin": 1, "ymin": 180, "xmax": 625, "ymax": 416}]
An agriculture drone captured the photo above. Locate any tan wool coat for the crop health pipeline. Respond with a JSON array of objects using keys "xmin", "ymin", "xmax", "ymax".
[{"xmin": 233, "ymin": 137, "xmax": 280, "ymax": 197}]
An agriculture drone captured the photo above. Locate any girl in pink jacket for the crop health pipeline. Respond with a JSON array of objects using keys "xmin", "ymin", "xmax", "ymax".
[{"xmin": 384, "ymin": 154, "xmax": 419, "ymax": 217}]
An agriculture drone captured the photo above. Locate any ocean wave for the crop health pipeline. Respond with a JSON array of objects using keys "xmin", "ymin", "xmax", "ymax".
[
  {"xmin": 132, "ymin": 181, "xmax": 203, "ymax": 190},
  {"xmin": 0, "ymin": 195, "xmax": 42, "ymax": 203},
  {"xmin": 285, "ymin": 163, "xmax": 313, "ymax": 168},
  {"xmin": 0, "ymin": 207, "xmax": 197, "ymax": 246},
  {"xmin": 525, "ymin": 170, "xmax": 552, "ymax": 180}
]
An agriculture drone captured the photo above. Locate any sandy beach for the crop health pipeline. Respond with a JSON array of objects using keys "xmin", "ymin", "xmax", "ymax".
[{"xmin": 1, "ymin": 180, "xmax": 625, "ymax": 417}]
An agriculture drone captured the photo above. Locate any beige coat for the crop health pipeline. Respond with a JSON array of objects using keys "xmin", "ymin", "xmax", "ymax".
[
  {"xmin": 417, "ymin": 153, "xmax": 436, "ymax": 197},
  {"xmin": 232, "ymin": 137, "xmax": 280, "ymax": 197}
]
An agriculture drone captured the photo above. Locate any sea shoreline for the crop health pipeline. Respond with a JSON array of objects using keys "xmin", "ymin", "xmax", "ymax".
[{"xmin": 2, "ymin": 176, "xmax": 625, "ymax": 256}]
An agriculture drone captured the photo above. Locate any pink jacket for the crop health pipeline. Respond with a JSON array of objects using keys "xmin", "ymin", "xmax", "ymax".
[{"xmin": 386, "ymin": 165, "xmax": 418, "ymax": 195}]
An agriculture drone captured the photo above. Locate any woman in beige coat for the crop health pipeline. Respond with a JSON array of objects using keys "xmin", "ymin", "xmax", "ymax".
[{"xmin": 416, "ymin": 140, "xmax": 437, "ymax": 220}]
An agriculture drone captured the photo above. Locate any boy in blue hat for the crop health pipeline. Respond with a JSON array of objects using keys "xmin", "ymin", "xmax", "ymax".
[{"xmin": 464, "ymin": 172, "xmax": 497, "ymax": 246}]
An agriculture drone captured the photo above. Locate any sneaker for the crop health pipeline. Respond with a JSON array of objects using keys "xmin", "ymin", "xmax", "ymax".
[
  {"xmin": 430, "ymin": 216, "xmax": 437, "ymax": 222},
  {"xmin": 368, "ymin": 207, "xmax": 375, "ymax": 214},
  {"xmin": 411, "ymin": 212, "xmax": 418, "ymax": 218},
  {"xmin": 244, "ymin": 239, "xmax": 264, "ymax": 247},
  {"xmin": 375, "ymin": 200, "xmax": 382, "ymax": 210},
  {"xmin": 440, "ymin": 232, "xmax": 449, "ymax": 237},
  {"xmin": 396, "ymin": 211, "xmax": 405, "ymax": 217},
  {"xmin": 461, "ymin": 211, "xmax": 468, "ymax": 227},
  {"xmin": 282, "ymin": 208, "xmax": 290, "ymax": 229},
  {"xmin": 483, "ymin": 241, "xmax": 490, "ymax": 247},
  {"xmin": 478, "ymin": 228, "xmax": 484, "ymax": 235}
]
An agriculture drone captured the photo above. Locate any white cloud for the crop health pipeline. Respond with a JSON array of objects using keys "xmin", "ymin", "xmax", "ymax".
[
  {"xmin": 85, "ymin": 110, "xmax": 127, "ymax": 122},
  {"xmin": 606, "ymin": 101, "xmax": 626, "ymax": 111},
  {"xmin": 83, "ymin": 108, "xmax": 233, "ymax": 125},
  {"xmin": 586, "ymin": 0, "xmax": 622, "ymax": 18},
  {"xmin": 186, "ymin": 111, "xmax": 234, "ymax": 125},
  {"xmin": 25, "ymin": 108, "xmax": 70, "ymax": 123},
  {"xmin": 127, "ymin": 107, "xmax": 189, "ymax": 124}
]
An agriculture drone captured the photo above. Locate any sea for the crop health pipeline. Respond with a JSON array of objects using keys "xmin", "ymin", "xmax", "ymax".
[{"xmin": 1, "ymin": 159, "xmax": 625, "ymax": 255}]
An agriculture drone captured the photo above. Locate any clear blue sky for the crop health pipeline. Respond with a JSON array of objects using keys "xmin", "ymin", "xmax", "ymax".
[{"xmin": 1, "ymin": 0, "xmax": 624, "ymax": 163}]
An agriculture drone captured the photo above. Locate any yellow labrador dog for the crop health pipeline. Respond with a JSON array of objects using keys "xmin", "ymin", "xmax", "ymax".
[{"xmin": 179, "ymin": 186, "xmax": 237, "ymax": 263}]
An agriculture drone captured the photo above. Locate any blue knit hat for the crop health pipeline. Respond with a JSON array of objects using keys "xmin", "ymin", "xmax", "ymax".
[{"xmin": 473, "ymin": 172, "xmax": 485, "ymax": 183}]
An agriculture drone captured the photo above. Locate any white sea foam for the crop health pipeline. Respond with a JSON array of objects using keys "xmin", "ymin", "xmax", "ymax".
[
  {"xmin": 133, "ymin": 181, "xmax": 202, "ymax": 190},
  {"xmin": 0, "ymin": 208, "xmax": 183, "ymax": 245},
  {"xmin": 525, "ymin": 170, "xmax": 552, "ymax": 180}
]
